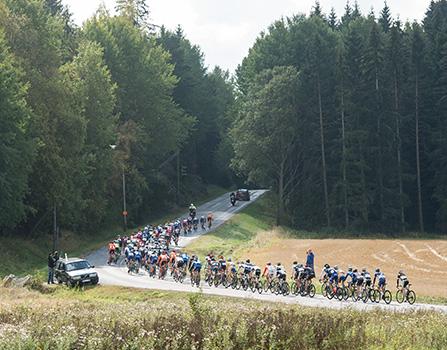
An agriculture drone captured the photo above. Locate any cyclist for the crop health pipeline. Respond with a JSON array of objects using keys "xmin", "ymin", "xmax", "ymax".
[
  {"xmin": 181, "ymin": 252, "xmax": 190, "ymax": 267},
  {"xmin": 191, "ymin": 257, "xmax": 202, "ymax": 285},
  {"xmin": 192, "ymin": 216, "xmax": 199, "ymax": 230},
  {"xmin": 227, "ymin": 258, "xmax": 237, "ymax": 274},
  {"xmin": 207, "ymin": 212, "xmax": 213, "ymax": 229},
  {"xmin": 189, "ymin": 204, "xmax": 197, "ymax": 218},
  {"xmin": 127, "ymin": 249, "xmax": 136, "ymax": 273},
  {"xmin": 319, "ymin": 263, "xmax": 331, "ymax": 283},
  {"xmin": 373, "ymin": 268, "xmax": 387, "ymax": 293},
  {"xmin": 361, "ymin": 268, "xmax": 372, "ymax": 288},
  {"xmin": 262, "ymin": 262, "xmax": 275, "ymax": 281},
  {"xmin": 182, "ymin": 219, "xmax": 188, "ymax": 235},
  {"xmin": 218, "ymin": 255, "xmax": 227, "ymax": 274},
  {"xmin": 338, "ymin": 269, "xmax": 347, "ymax": 287},
  {"xmin": 230, "ymin": 192, "xmax": 236, "ymax": 206},
  {"xmin": 346, "ymin": 267, "xmax": 356, "ymax": 287},
  {"xmin": 329, "ymin": 265, "xmax": 339, "ymax": 292},
  {"xmin": 200, "ymin": 216, "xmax": 206, "ymax": 230},
  {"xmin": 291, "ymin": 261, "xmax": 299, "ymax": 280},
  {"xmin": 276, "ymin": 263, "xmax": 286, "ymax": 281},
  {"xmin": 148, "ymin": 251, "xmax": 158, "ymax": 276},
  {"xmin": 107, "ymin": 241, "xmax": 116, "ymax": 265},
  {"xmin": 134, "ymin": 249, "xmax": 142, "ymax": 267},
  {"xmin": 157, "ymin": 250, "xmax": 169, "ymax": 278},
  {"xmin": 396, "ymin": 270, "xmax": 409, "ymax": 290}
]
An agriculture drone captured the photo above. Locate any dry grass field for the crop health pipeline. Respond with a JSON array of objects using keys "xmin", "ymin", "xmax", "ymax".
[{"xmin": 238, "ymin": 230, "xmax": 447, "ymax": 298}]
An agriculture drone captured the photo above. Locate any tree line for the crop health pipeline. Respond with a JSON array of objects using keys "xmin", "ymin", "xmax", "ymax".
[
  {"xmin": 233, "ymin": 1, "xmax": 447, "ymax": 233},
  {"xmin": 0, "ymin": 0, "xmax": 235, "ymax": 236}
]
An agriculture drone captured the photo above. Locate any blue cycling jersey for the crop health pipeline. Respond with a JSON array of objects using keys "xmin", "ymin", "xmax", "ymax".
[{"xmin": 192, "ymin": 261, "xmax": 202, "ymax": 270}]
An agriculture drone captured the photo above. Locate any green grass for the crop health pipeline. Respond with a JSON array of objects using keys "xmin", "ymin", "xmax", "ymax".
[
  {"xmin": 0, "ymin": 185, "xmax": 228, "ymax": 277},
  {"xmin": 185, "ymin": 191, "xmax": 273, "ymax": 258},
  {"xmin": 0, "ymin": 285, "xmax": 446, "ymax": 349}
]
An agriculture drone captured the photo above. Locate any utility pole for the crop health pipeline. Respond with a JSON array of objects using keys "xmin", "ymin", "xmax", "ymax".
[
  {"xmin": 122, "ymin": 167, "xmax": 127, "ymax": 233},
  {"xmin": 52, "ymin": 204, "xmax": 57, "ymax": 252}
]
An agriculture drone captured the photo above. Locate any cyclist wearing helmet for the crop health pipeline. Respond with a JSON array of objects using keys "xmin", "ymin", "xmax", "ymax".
[
  {"xmin": 396, "ymin": 270, "xmax": 409, "ymax": 289},
  {"xmin": 361, "ymin": 268, "xmax": 372, "ymax": 287},
  {"xmin": 329, "ymin": 265, "xmax": 339, "ymax": 285},
  {"xmin": 320, "ymin": 263, "xmax": 331, "ymax": 282},
  {"xmin": 199, "ymin": 216, "xmax": 206, "ymax": 230},
  {"xmin": 189, "ymin": 204, "xmax": 197, "ymax": 218},
  {"xmin": 276, "ymin": 263, "xmax": 286, "ymax": 281}
]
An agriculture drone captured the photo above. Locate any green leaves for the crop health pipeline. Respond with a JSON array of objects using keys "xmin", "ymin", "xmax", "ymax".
[{"xmin": 0, "ymin": 31, "xmax": 34, "ymax": 229}]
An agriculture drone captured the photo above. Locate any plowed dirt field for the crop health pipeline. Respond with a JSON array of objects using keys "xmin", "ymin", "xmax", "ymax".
[{"xmin": 237, "ymin": 231, "xmax": 447, "ymax": 298}]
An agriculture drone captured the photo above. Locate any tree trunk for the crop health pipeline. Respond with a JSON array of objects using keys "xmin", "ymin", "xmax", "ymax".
[
  {"xmin": 317, "ymin": 74, "xmax": 331, "ymax": 227},
  {"xmin": 341, "ymin": 81, "xmax": 349, "ymax": 228},
  {"xmin": 394, "ymin": 71, "xmax": 405, "ymax": 233},
  {"xmin": 415, "ymin": 72, "xmax": 424, "ymax": 232},
  {"xmin": 376, "ymin": 73, "xmax": 385, "ymax": 224},
  {"xmin": 277, "ymin": 160, "xmax": 285, "ymax": 226}
]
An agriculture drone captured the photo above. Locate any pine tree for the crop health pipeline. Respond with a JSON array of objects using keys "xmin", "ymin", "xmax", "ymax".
[
  {"xmin": 411, "ymin": 23, "xmax": 425, "ymax": 232},
  {"xmin": 328, "ymin": 8, "xmax": 338, "ymax": 30},
  {"xmin": 379, "ymin": 1, "xmax": 393, "ymax": 33},
  {"xmin": 311, "ymin": 1, "xmax": 324, "ymax": 19},
  {"xmin": 341, "ymin": 1, "xmax": 353, "ymax": 26},
  {"xmin": 387, "ymin": 21, "xmax": 406, "ymax": 232},
  {"xmin": 352, "ymin": 1, "xmax": 362, "ymax": 19},
  {"xmin": 115, "ymin": 0, "xmax": 150, "ymax": 27}
]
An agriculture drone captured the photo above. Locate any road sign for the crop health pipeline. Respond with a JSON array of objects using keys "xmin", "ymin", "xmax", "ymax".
[{"xmin": 122, "ymin": 211, "xmax": 128, "ymax": 217}]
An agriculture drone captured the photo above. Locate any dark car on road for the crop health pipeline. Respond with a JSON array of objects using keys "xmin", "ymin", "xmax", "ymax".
[
  {"xmin": 236, "ymin": 189, "xmax": 250, "ymax": 201},
  {"xmin": 55, "ymin": 258, "xmax": 99, "ymax": 287}
]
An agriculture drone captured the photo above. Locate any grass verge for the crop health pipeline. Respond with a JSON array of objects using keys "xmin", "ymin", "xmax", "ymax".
[
  {"xmin": 0, "ymin": 185, "xmax": 228, "ymax": 277},
  {"xmin": 0, "ymin": 285, "xmax": 446, "ymax": 349}
]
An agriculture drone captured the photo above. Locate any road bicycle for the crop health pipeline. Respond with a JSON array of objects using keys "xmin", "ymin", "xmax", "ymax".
[{"xmin": 396, "ymin": 284, "xmax": 416, "ymax": 305}]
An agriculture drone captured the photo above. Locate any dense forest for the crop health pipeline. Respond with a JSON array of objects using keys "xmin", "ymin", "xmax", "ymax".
[
  {"xmin": 0, "ymin": 0, "xmax": 235, "ymax": 236},
  {"xmin": 233, "ymin": 0, "xmax": 447, "ymax": 233},
  {"xmin": 0, "ymin": 0, "xmax": 446, "ymax": 236}
]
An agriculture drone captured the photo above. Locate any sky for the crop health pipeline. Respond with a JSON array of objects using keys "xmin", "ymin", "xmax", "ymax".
[{"xmin": 62, "ymin": 0, "xmax": 430, "ymax": 72}]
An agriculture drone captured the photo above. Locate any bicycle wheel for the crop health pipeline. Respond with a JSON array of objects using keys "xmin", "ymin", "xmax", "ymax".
[
  {"xmin": 370, "ymin": 289, "xmax": 379, "ymax": 303},
  {"xmin": 308, "ymin": 284, "xmax": 316, "ymax": 298},
  {"xmin": 396, "ymin": 290, "xmax": 404, "ymax": 304},
  {"xmin": 179, "ymin": 272, "xmax": 185, "ymax": 284},
  {"xmin": 383, "ymin": 290, "xmax": 392, "ymax": 304},
  {"xmin": 263, "ymin": 280, "xmax": 270, "ymax": 292},
  {"xmin": 361, "ymin": 289, "xmax": 369, "ymax": 303},
  {"xmin": 321, "ymin": 283, "xmax": 327, "ymax": 297},
  {"xmin": 326, "ymin": 285, "xmax": 334, "ymax": 300},
  {"xmin": 336, "ymin": 287, "xmax": 344, "ymax": 301},
  {"xmin": 290, "ymin": 282, "xmax": 297, "ymax": 296},
  {"xmin": 242, "ymin": 278, "xmax": 249, "ymax": 291},
  {"xmin": 407, "ymin": 290, "xmax": 416, "ymax": 305},
  {"xmin": 343, "ymin": 287, "xmax": 350, "ymax": 301},
  {"xmin": 257, "ymin": 282, "xmax": 263, "ymax": 294},
  {"xmin": 282, "ymin": 282, "xmax": 290, "ymax": 296},
  {"xmin": 351, "ymin": 289, "xmax": 359, "ymax": 302},
  {"xmin": 208, "ymin": 275, "xmax": 214, "ymax": 286},
  {"xmin": 300, "ymin": 284, "xmax": 308, "ymax": 297}
]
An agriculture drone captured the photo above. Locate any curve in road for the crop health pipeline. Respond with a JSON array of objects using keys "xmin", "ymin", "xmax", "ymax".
[{"xmin": 86, "ymin": 190, "xmax": 447, "ymax": 314}]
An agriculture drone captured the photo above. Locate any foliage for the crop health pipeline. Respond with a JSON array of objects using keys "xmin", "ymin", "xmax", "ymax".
[
  {"xmin": 0, "ymin": 286, "xmax": 446, "ymax": 349},
  {"xmin": 0, "ymin": 0, "xmax": 234, "ymax": 238},
  {"xmin": 234, "ymin": 1, "xmax": 447, "ymax": 233},
  {"xmin": 0, "ymin": 30, "xmax": 33, "ymax": 230}
]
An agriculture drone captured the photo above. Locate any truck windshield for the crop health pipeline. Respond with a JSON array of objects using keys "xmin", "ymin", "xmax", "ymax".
[{"xmin": 66, "ymin": 261, "xmax": 91, "ymax": 271}]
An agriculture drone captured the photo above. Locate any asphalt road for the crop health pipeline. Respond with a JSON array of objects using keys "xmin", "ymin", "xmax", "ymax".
[{"xmin": 86, "ymin": 190, "xmax": 447, "ymax": 314}]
